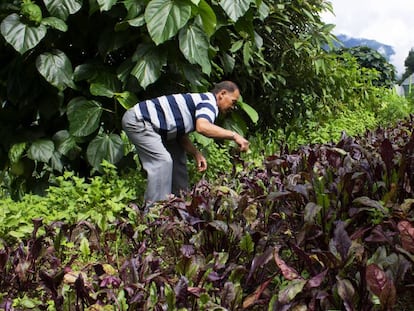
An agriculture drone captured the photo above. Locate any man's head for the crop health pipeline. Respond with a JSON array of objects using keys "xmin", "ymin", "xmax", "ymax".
[{"xmin": 211, "ymin": 81, "xmax": 240, "ymax": 113}]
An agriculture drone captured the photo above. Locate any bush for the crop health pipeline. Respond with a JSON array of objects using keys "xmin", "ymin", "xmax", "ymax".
[
  {"xmin": 0, "ymin": 161, "xmax": 138, "ymax": 243},
  {"xmin": 376, "ymin": 90, "xmax": 414, "ymax": 126}
]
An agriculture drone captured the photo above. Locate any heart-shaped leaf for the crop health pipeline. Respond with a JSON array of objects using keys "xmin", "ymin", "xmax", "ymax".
[
  {"xmin": 43, "ymin": 0, "xmax": 83, "ymax": 20},
  {"xmin": 87, "ymin": 133, "xmax": 124, "ymax": 170},
  {"xmin": 179, "ymin": 23, "xmax": 211, "ymax": 75},
  {"xmin": 36, "ymin": 50, "xmax": 76, "ymax": 91},
  {"xmin": 67, "ymin": 97, "xmax": 103, "ymax": 137},
  {"xmin": 131, "ymin": 44, "xmax": 166, "ymax": 89},
  {"xmin": 219, "ymin": 0, "xmax": 252, "ymax": 22},
  {"xmin": 145, "ymin": 0, "xmax": 191, "ymax": 45},
  {"xmin": 96, "ymin": 0, "xmax": 117, "ymax": 11},
  {"xmin": 27, "ymin": 139, "xmax": 55, "ymax": 163},
  {"xmin": 1, "ymin": 14, "xmax": 46, "ymax": 54}
]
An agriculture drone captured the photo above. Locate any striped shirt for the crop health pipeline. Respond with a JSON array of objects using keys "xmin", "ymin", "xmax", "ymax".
[{"xmin": 133, "ymin": 92, "xmax": 218, "ymax": 140}]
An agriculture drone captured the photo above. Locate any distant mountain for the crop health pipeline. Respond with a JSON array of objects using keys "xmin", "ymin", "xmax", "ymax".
[{"xmin": 333, "ymin": 34, "xmax": 395, "ymax": 61}]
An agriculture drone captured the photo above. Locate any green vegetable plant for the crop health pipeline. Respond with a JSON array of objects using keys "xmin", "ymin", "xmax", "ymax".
[{"xmin": 0, "ymin": 160, "xmax": 138, "ymax": 244}]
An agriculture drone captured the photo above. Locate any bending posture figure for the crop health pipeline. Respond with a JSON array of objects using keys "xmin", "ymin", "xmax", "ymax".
[{"xmin": 122, "ymin": 81, "xmax": 249, "ymax": 205}]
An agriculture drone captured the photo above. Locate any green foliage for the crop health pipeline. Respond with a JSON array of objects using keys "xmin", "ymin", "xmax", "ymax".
[
  {"xmin": 376, "ymin": 90, "xmax": 414, "ymax": 126},
  {"xmin": 400, "ymin": 48, "xmax": 414, "ymax": 83},
  {"xmin": 188, "ymin": 135, "xmax": 233, "ymax": 184},
  {"xmin": 339, "ymin": 46, "xmax": 396, "ymax": 88},
  {"xmin": 253, "ymin": 51, "xmax": 405, "ymax": 150},
  {"xmin": 0, "ymin": 161, "xmax": 138, "ymax": 243},
  {"xmin": 0, "ymin": 0, "xmax": 336, "ymax": 196}
]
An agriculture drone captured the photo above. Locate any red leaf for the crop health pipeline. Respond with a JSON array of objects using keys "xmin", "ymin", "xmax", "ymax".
[
  {"xmin": 307, "ymin": 269, "xmax": 328, "ymax": 288},
  {"xmin": 187, "ymin": 287, "xmax": 205, "ymax": 297},
  {"xmin": 397, "ymin": 220, "xmax": 414, "ymax": 253},
  {"xmin": 273, "ymin": 247, "xmax": 301, "ymax": 280},
  {"xmin": 366, "ymin": 264, "xmax": 396, "ymax": 308},
  {"xmin": 366, "ymin": 264, "xmax": 388, "ymax": 296},
  {"xmin": 242, "ymin": 278, "xmax": 272, "ymax": 309}
]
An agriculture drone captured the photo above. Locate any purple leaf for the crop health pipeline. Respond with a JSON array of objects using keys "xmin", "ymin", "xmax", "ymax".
[
  {"xmin": 336, "ymin": 277, "xmax": 356, "ymax": 311},
  {"xmin": 307, "ymin": 269, "xmax": 328, "ymax": 288},
  {"xmin": 180, "ymin": 244, "xmax": 195, "ymax": 258},
  {"xmin": 379, "ymin": 139, "xmax": 394, "ymax": 173},
  {"xmin": 174, "ymin": 276, "xmax": 189, "ymax": 302},
  {"xmin": 397, "ymin": 220, "xmax": 414, "ymax": 253},
  {"xmin": 221, "ymin": 282, "xmax": 236, "ymax": 307},
  {"xmin": 273, "ymin": 247, "xmax": 301, "ymax": 280},
  {"xmin": 246, "ymin": 247, "xmax": 273, "ymax": 283},
  {"xmin": 366, "ymin": 264, "xmax": 396, "ymax": 309},
  {"xmin": 333, "ymin": 221, "xmax": 351, "ymax": 262}
]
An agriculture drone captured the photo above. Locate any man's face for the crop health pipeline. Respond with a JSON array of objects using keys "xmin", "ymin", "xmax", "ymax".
[{"xmin": 217, "ymin": 89, "xmax": 240, "ymax": 113}]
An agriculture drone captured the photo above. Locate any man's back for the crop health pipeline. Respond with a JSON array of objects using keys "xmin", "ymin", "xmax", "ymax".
[{"xmin": 133, "ymin": 92, "xmax": 218, "ymax": 140}]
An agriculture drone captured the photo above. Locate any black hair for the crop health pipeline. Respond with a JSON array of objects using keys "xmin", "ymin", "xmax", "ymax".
[{"xmin": 210, "ymin": 81, "xmax": 239, "ymax": 95}]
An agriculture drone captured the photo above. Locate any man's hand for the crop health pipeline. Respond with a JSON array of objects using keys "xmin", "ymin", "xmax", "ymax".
[
  {"xmin": 233, "ymin": 133, "xmax": 249, "ymax": 152},
  {"xmin": 195, "ymin": 118, "xmax": 250, "ymax": 151},
  {"xmin": 178, "ymin": 135, "xmax": 208, "ymax": 172},
  {"xmin": 194, "ymin": 152, "xmax": 207, "ymax": 172}
]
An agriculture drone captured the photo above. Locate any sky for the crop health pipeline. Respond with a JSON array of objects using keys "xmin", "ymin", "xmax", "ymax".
[{"xmin": 321, "ymin": 0, "xmax": 414, "ymax": 76}]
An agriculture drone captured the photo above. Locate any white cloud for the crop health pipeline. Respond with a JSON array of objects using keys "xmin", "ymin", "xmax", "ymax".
[{"xmin": 322, "ymin": 0, "xmax": 414, "ymax": 75}]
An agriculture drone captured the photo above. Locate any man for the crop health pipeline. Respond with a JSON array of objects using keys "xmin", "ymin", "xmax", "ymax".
[{"xmin": 122, "ymin": 81, "xmax": 249, "ymax": 205}]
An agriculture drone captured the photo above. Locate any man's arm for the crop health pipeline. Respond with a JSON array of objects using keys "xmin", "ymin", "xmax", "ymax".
[
  {"xmin": 178, "ymin": 134, "xmax": 207, "ymax": 172},
  {"xmin": 195, "ymin": 118, "xmax": 249, "ymax": 151}
]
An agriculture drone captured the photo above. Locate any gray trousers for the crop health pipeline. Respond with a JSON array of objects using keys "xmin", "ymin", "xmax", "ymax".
[{"xmin": 121, "ymin": 109, "xmax": 188, "ymax": 203}]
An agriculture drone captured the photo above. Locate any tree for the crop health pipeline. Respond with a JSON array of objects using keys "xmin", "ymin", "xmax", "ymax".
[
  {"xmin": 400, "ymin": 48, "xmax": 414, "ymax": 83},
  {"xmin": 0, "ymin": 0, "xmax": 337, "ymax": 197},
  {"xmin": 337, "ymin": 46, "xmax": 396, "ymax": 88}
]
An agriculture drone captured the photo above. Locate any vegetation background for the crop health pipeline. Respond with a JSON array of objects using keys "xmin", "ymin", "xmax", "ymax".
[{"xmin": 1, "ymin": 0, "xmax": 414, "ymax": 310}]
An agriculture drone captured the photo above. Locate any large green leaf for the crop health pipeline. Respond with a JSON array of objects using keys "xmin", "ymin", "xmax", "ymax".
[
  {"xmin": 67, "ymin": 97, "xmax": 103, "ymax": 137},
  {"xmin": 0, "ymin": 13, "xmax": 46, "ymax": 54},
  {"xmin": 89, "ymin": 71, "xmax": 121, "ymax": 96},
  {"xmin": 219, "ymin": 0, "xmax": 252, "ymax": 22},
  {"xmin": 52, "ymin": 130, "xmax": 80, "ymax": 156},
  {"xmin": 179, "ymin": 23, "xmax": 211, "ymax": 75},
  {"xmin": 238, "ymin": 100, "xmax": 258, "ymax": 124},
  {"xmin": 145, "ymin": 0, "xmax": 191, "ymax": 45},
  {"xmin": 36, "ymin": 50, "xmax": 76, "ymax": 91},
  {"xmin": 27, "ymin": 139, "xmax": 55, "ymax": 163},
  {"xmin": 8, "ymin": 142, "xmax": 27, "ymax": 164},
  {"xmin": 123, "ymin": 0, "xmax": 145, "ymax": 19},
  {"xmin": 87, "ymin": 133, "xmax": 123, "ymax": 170},
  {"xmin": 90, "ymin": 83, "xmax": 115, "ymax": 97},
  {"xmin": 41, "ymin": 17, "xmax": 68, "ymax": 32},
  {"xmin": 73, "ymin": 63, "xmax": 101, "ymax": 81},
  {"xmin": 115, "ymin": 91, "xmax": 138, "ymax": 110},
  {"xmin": 221, "ymin": 53, "xmax": 236, "ymax": 74},
  {"xmin": 43, "ymin": 0, "xmax": 83, "ymax": 20},
  {"xmin": 131, "ymin": 44, "xmax": 166, "ymax": 89},
  {"xmin": 50, "ymin": 151, "xmax": 64, "ymax": 172},
  {"xmin": 96, "ymin": 0, "xmax": 117, "ymax": 11},
  {"xmin": 197, "ymin": 0, "xmax": 216, "ymax": 37}
]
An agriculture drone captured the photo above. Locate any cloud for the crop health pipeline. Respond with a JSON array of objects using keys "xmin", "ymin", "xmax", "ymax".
[{"xmin": 322, "ymin": 0, "xmax": 414, "ymax": 75}]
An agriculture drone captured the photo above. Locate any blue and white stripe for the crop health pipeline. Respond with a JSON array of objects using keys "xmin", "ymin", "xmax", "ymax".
[{"xmin": 133, "ymin": 92, "xmax": 218, "ymax": 140}]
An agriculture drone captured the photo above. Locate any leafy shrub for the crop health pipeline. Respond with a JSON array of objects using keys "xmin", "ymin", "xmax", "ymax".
[
  {"xmin": 188, "ymin": 136, "xmax": 233, "ymax": 184},
  {"xmin": 0, "ymin": 161, "xmax": 138, "ymax": 243},
  {"xmin": 376, "ymin": 90, "xmax": 414, "ymax": 126}
]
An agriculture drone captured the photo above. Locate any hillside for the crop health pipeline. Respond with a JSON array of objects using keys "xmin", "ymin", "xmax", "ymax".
[{"xmin": 334, "ymin": 34, "xmax": 395, "ymax": 61}]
